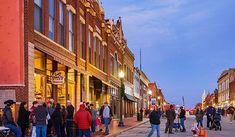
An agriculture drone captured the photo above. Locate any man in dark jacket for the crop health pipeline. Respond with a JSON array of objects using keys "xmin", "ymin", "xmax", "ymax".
[
  {"xmin": 51, "ymin": 103, "xmax": 63, "ymax": 137},
  {"xmin": 2, "ymin": 100, "xmax": 22, "ymax": 137},
  {"xmin": 34, "ymin": 101, "xmax": 48, "ymax": 137},
  {"xmin": 147, "ymin": 106, "xmax": 161, "ymax": 137},
  {"xmin": 66, "ymin": 100, "xmax": 74, "ymax": 120},
  {"xmin": 205, "ymin": 106, "xmax": 215, "ymax": 128},
  {"xmin": 17, "ymin": 101, "xmax": 30, "ymax": 137},
  {"xmin": 165, "ymin": 105, "xmax": 176, "ymax": 134},
  {"xmin": 179, "ymin": 106, "xmax": 186, "ymax": 132}
]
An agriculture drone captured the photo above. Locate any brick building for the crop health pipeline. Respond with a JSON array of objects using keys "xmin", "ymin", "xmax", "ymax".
[
  {"xmin": 0, "ymin": 0, "xmax": 133, "ymax": 119},
  {"xmin": 218, "ymin": 68, "xmax": 235, "ymax": 107}
]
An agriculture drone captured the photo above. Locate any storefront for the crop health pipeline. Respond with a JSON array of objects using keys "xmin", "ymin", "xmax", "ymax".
[
  {"xmin": 34, "ymin": 49, "xmax": 77, "ymax": 107},
  {"xmin": 109, "ymin": 83, "xmax": 120, "ymax": 119}
]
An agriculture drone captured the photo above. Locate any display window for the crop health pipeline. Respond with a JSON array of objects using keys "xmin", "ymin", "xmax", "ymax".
[
  {"xmin": 57, "ymin": 63, "xmax": 66, "ymax": 106},
  {"xmin": 68, "ymin": 69, "xmax": 75, "ymax": 106}
]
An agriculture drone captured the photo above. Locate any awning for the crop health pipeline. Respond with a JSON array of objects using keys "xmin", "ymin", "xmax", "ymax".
[{"xmin": 124, "ymin": 93, "xmax": 136, "ymax": 102}]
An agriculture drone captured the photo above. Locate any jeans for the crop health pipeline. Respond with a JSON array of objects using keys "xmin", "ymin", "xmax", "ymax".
[
  {"xmin": 91, "ymin": 119, "xmax": 96, "ymax": 133},
  {"xmin": 78, "ymin": 129, "xmax": 91, "ymax": 137},
  {"xmin": 31, "ymin": 126, "xmax": 36, "ymax": 137},
  {"xmin": 103, "ymin": 118, "xmax": 109, "ymax": 135},
  {"xmin": 36, "ymin": 125, "xmax": 47, "ymax": 137},
  {"xmin": 147, "ymin": 124, "xmax": 160, "ymax": 137},
  {"xmin": 54, "ymin": 125, "xmax": 61, "ymax": 137},
  {"xmin": 197, "ymin": 119, "xmax": 203, "ymax": 127},
  {"xmin": 165, "ymin": 119, "xmax": 173, "ymax": 133},
  {"xmin": 5, "ymin": 124, "xmax": 22, "ymax": 137},
  {"xmin": 180, "ymin": 118, "xmax": 185, "ymax": 129}
]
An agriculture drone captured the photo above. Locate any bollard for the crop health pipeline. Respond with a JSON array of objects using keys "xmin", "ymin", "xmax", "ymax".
[
  {"xmin": 204, "ymin": 130, "xmax": 208, "ymax": 137},
  {"xmin": 199, "ymin": 127, "xmax": 204, "ymax": 136}
]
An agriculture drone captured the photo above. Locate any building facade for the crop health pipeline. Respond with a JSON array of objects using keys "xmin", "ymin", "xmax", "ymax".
[
  {"xmin": 0, "ymin": 0, "xmax": 133, "ymax": 119},
  {"xmin": 140, "ymin": 70, "xmax": 150, "ymax": 109},
  {"xmin": 134, "ymin": 67, "xmax": 141, "ymax": 113},
  {"xmin": 218, "ymin": 68, "xmax": 235, "ymax": 107}
]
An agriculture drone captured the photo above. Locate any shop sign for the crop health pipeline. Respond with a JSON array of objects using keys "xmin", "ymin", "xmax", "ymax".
[{"xmin": 51, "ymin": 71, "xmax": 65, "ymax": 85}]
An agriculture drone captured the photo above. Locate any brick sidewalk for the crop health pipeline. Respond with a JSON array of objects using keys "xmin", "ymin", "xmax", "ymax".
[{"xmin": 92, "ymin": 117, "xmax": 149, "ymax": 137}]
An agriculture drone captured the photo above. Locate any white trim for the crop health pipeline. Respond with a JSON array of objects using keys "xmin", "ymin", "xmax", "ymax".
[
  {"xmin": 88, "ymin": 25, "xmax": 93, "ymax": 32},
  {"xmin": 95, "ymin": 25, "xmax": 101, "ymax": 34},
  {"xmin": 102, "ymin": 41, "xmax": 107, "ymax": 46},
  {"xmin": 61, "ymin": 0, "xmax": 66, "ymax": 4},
  {"xmin": 80, "ymin": 16, "xmax": 85, "ymax": 24},
  {"xmin": 66, "ymin": 5, "xmax": 76, "ymax": 14},
  {"xmin": 0, "ymin": 84, "xmax": 25, "ymax": 87},
  {"xmin": 93, "ymin": 32, "xmax": 102, "ymax": 40}
]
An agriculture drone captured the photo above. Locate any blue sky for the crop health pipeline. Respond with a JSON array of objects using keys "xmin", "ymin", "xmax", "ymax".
[{"xmin": 101, "ymin": 0, "xmax": 235, "ymax": 107}]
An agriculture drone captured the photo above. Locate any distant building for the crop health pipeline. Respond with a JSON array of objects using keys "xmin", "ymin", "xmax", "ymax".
[
  {"xmin": 217, "ymin": 68, "xmax": 235, "ymax": 107},
  {"xmin": 134, "ymin": 67, "xmax": 141, "ymax": 113}
]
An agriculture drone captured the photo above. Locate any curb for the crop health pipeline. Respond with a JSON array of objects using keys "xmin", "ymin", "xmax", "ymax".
[{"xmin": 107, "ymin": 119, "xmax": 149, "ymax": 137}]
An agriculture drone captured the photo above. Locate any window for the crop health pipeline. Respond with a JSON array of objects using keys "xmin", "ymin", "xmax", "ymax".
[
  {"xmin": 94, "ymin": 37, "xmax": 97, "ymax": 66},
  {"xmin": 80, "ymin": 22, "xmax": 85, "ymax": 59},
  {"xmin": 88, "ymin": 31, "xmax": 92, "ymax": 63},
  {"xmin": 98, "ymin": 42, "xmax": 101, "ymax": 69},
  {"xmin": 34, "ymin": 0, "xmax": 42, "ymax": 32},
  {"xmin": 69, "ymin": 12, "xmax": 74, "ymax": 52},
  {"xmin": 48, "ymin": 0, "xmax": 54, "ymax": 40},
  {"xmin": 110, "ymin": 56, "xmax": 114, "ymax": 75},
  {"xmin": 59, "ymin": 1, "xmax": 64, "ymax": 46},
  {"xmin": 114, "ymin": 53, "xmax": 118, "ymax": 76},
  {"xmin": 103, "ymin": 46, "xmax": 106, "ymax": 72}
]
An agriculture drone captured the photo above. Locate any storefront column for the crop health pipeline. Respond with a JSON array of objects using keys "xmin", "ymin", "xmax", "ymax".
[
  {"xmin": 84, "ymin": 74, "xmax": 90, "ymax": 102},
  {"xmin": 28, "ymin": 42, "xmax": 35, "ymax": 108},
  {"xmin": 76, "ymin": 72, "xmax": 81, "ymax": 110}
]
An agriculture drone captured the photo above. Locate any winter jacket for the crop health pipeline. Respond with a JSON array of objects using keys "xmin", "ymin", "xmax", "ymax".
[
  {"xmin": 205, "ymin": 107, "xmax": 215, "ymax": 116},
  {"xmin": 67, "ymin": 105, "xmax": 75, "ymax": 119},
  {"xmin": 91, "ymin": 108, "xmax": 97, "ymax": 121},
  {"xmin": 227, "ymin": 106, "xmax": 235, "ymax": 114},
  {"xmin": 195, "ymin": 109, "xmax": 204, "ymax": 121},
  {"xmin": 166, "ymin": 109, "xmax": 176, "ymax": 121},
  {"xmin": 2, "ymin": 106, "xmax": 15, "ymax": 126},
  {"xmin": 179, "ymin": 109, "xmax": 186, "ymax": 118},
  {"xmin": 74, "ymin": 109, "xmax": 92, "ymax": 130},
  {"xmin": 149, "ymin": 110, "xmax": 160, "ymax": 125},
  {"xmin": 51, "ymin": 109, "xmax": 63, "ymax": 126},
  {"xmin": 17, "ymin": 107, "xmax": 30, "ymax": 128},
  {"xmin": 34, "ymin": 105, "xmax": 48, "ymax": 125}
]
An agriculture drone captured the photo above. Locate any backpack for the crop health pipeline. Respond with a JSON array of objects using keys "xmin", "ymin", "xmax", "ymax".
[{"xmin": 230, "ymin": 107, "xmax": 234, "ymax": 114}]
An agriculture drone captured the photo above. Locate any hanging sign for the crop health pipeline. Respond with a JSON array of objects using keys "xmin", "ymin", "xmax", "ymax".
[{"xmin": 51, "ymin": 71, "xmax": 65, "ymax": 85}]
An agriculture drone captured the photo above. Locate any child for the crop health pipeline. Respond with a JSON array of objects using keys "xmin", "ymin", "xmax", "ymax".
[
  {"xmin": 191, "ymin": 123, "xmax": 199, "ymax": 137},
  {"xmin": 95, "ymin": 115, "xmax": 102, "ymax": 132}
]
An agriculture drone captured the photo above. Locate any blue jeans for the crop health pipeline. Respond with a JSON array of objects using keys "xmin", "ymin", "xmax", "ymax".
[
  {"xmin": 54, "ymin": 124, "xmax": 61, "ymax": 137},
  {"xmin": 91, "ymin": 119, "xmax": 96, "ymax": 133},
  {"xmin": 197, "ymin": 119, "xmax": 203, "ymax": 127},
  {"xmin": 103, "ymin": 118, "xmax": 109, "ymax": 135},
  {"xmin": 36, "ymin": 125, "xmax": 47, "ymax": 137},
  {"xmin": 5, "ymin": 124, "xmax": 22, "ymax": 137},
  {"xmin": 147, "ymin": 124, "xmax": 160, "ymax": 137},
  {"xmin": 78, "ymin": 129, "xmax": 91, "ymax": 137},
  {"xmin": 180, "ymin": 118, "xmax": 185, "ymax": 129}
]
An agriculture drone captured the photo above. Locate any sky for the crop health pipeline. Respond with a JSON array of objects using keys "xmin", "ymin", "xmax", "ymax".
[{"xmin": 100, "ymin": 0, "xmax": 235, "ymax": 108}]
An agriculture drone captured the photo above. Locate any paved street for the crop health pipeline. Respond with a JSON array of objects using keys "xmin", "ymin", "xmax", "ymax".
[{"xmin": 115, "ymin": 116, "xmax": 235, "ymax": 137}]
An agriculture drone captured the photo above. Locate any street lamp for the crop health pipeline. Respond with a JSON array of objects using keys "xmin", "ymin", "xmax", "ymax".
[
  {"xmin": 118, "ymin": 70, "xmax": 125, "ymax": 127},
  {"xmin": 157, "ymin": 96, "xmax": 161, "ymax": 106}
]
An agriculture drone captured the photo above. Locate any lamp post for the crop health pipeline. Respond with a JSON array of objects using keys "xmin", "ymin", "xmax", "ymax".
[
  {"xmin": 157, "ymin": 96, "xmax": 161, "ymax": 106},
  {"xmin": 118, "ymin": 70, "xmax": 125, "ymax": 127}
]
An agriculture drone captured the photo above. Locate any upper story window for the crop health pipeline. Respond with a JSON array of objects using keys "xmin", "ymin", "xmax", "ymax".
[
  {"xmin": 103, "ymin": 46, "xmax": 106, "ymax": 72},
  {"xmin": 94, "ymin": 37, "xmax": 97, "ymax": 66},
  {"xmin": 80, "ymin": 22, "xmax": 86, "ymax": 59},
  {"xmin": 69, "ymin": 12, "xmax": 74, "ymax": 52},
  {"xmin": 88, "ymin": 31, "xmax": 92, "ymax": 63},
  {"xmin": 59, "ymin": 1, "xmax": 64, "ymax": 46},
  {"xmin": 98, "ymin": 41, "xmax": 101, "ymax": 69},
  {"xmin": 34, "ymin": 0, "xmax": 42, "ymax": 32},
  {"xmin": 48, "ymin": 0, "xmax": 54, "ymax": 40}
]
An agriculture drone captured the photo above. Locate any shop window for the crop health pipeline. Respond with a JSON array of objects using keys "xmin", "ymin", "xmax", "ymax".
[
  {"xmin": 68, "ymin": 69, "xmax": 75, "ymax": 106},
  {"xmin": 34, "ymin": 0, "xmax": 42, "ymax": 32},
  {"xmin": 34, "ymin": 73, "xmax": 45, "ymax": 100},
  {"xmin": 69, "ymin": 11, "xmax": 74, "ymax": 52},
  {"xmin": 46, "ymin": 59, "xmax": 53, "ymax": 99},
  {"xmin": 59, "ymin": 1, "xmax": 64, "ymax": 46},
  {"xmin": 57, "ymin": 64, "xmax": 66, "ymax": 106},
  {"xmin": 34, "ymin": 50, "xmax": 46, "ymax": 71},
  {"xmin": 48, "ymin": 0, "xmax": 54, "ymax": 40}
]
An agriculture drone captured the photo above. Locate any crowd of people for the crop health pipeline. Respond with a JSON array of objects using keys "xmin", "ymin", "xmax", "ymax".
[{"xmin": 1, "ymin": 99, "xmax": 113, "ymax": 137}]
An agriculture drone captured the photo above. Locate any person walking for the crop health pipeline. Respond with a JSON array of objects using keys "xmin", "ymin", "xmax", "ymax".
[
  {"xmin": 34, "ymin": 101, "xmax": 48, "ymax": 137},
  {"xmin": 179, "ymin": 106, "xmax": 186, "ymax": 132},
  {"xmin": 102, "ymin": 102, "xmax": 111, "ymax": 135},
  {"xmin": 195, "ymin": 108, "xmax": 204, "ymax": 127},
  {"xmin": 227, "ymin": 105, "xmax": 235, "ymax": 124},
  {"xmin": 66, "ymin": 100, "xmax": 74, "ymax": 120},
  {"xmin": 147, "ymin": 106, "xmax": 161, "ymax": 137},
  {"xmin": 17, "ymin": 102, "xmax": 30, "ymax": 137},
  {"xmin": 46, "ymin": 101, "xmax": 54, "ymax": 137},
  {"xmin": 51, "ymin": 103, "xmax": 63, "ymax": 137},
  {"xmin": 205, "ymin": 106, "xmax": 215, "ymax": 128},
  {"xmin": 74, "ymin": 104, "xmax": 92, "ymax": 137},
  {"xmin": 90, "ymin": 104, "xmax": 97, "ymax": 133},
  {"xmin": 2, "ymin": 100, "xmax": 22, "ymax": 137},
  {"xmin": 61, "ymin": 105, "xmax": 67, "ymax": 137},
  {"xmin": 164, "ymin": 105, "xmax": 176, "ymax": 134},
  {"xmin": 29, "ymin": 101, "xmax": 38, "ymax": 137}
]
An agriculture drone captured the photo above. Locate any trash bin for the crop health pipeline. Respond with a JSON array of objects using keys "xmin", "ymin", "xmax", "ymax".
[
  {"xmin": 137, "ymin": 113, "xmax": 143, "ymax": 121},
  {"xmin": 66, "ymin": 119, "xmax": 78, "ymax": 137}
]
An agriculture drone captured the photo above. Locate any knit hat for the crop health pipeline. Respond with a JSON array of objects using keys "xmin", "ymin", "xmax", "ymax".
[{"xmin": 80, "ymin": 104, "xmax": 85, "ymax": 109}]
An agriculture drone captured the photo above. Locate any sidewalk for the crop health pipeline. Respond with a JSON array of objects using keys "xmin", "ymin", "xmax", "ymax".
[{"xmin": 92, "ymin": 117, "xmax": 149, "ymax": 137}]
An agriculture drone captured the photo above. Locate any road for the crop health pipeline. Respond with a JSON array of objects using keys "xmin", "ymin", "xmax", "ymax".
[{"xmin": 115, "ymin": 116, "xmax": 235, "ymax": 137}]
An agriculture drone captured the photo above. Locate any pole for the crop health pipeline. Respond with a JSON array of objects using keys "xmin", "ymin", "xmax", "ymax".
[
  {"xmin": 118, "ymin": 78, "xmax": 124, "ymax": 127},
  {"xmin": 140, "ymin": 48, "xmax": 142, "ymax": 71}
]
